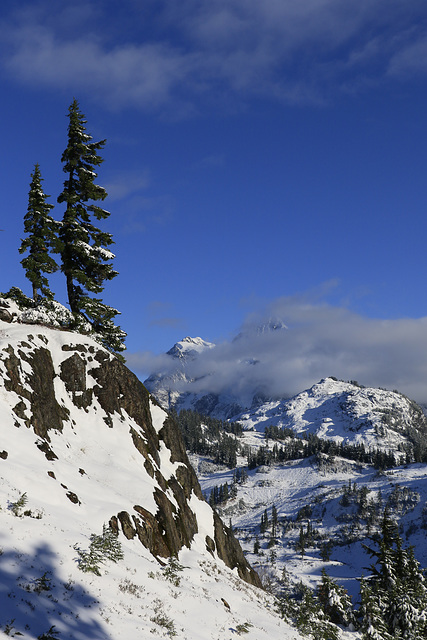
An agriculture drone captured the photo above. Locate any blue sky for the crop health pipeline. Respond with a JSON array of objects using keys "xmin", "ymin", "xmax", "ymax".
[{"xmin": 2, "ymin": 0, "xmax": 427, "ymax": 396}]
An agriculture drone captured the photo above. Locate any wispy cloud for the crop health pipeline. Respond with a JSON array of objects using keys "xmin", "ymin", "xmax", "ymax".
[
  {"xmin": 130, "ymin": 293, "xmax": 427, "ymax": 405},
  {"xmin": 105, "ymin": 169, "xmax": 151, "ymax": 201},
  {"xmin": 1, "ymin": 0, "xmax": 426, "ymax": 112}
]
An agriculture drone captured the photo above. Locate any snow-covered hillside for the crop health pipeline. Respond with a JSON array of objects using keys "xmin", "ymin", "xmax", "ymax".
[
  {"xmin": 196, "ymin": 452, "xmax": 427, "ymax": 600},
  {"xmin": 0, "ymin": 315, "xmax": 301, "ymax": 640},
  {"xmin": 236, "ymin": 377, "xmax": 427, "ymax": 455}
]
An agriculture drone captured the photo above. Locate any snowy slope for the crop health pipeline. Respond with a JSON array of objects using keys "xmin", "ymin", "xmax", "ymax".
[
  {"xmin": 195, "ymin": 450, "xmax": 427, "ymax": 605},
  {"xmin": 0, "ymin": 319, "xmax": 302, "ymax": 640},
  {"xmin": 236, "ymin": 377, "xmax": 427, "ymax": 454}
]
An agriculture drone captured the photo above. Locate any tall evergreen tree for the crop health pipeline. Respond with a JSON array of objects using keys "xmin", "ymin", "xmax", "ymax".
[
  {"xmin": 19, "ymin": 163, "xmax": 58, "ymax": 301},
  {"xmin": 360, "ymin": 511, "xmax": 427, "ymax": 639},
  {"xmin": 57, "ymin": 99, "xmax": 125, "ymax": 352}
]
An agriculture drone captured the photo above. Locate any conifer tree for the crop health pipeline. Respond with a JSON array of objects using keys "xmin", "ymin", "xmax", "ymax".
[
  {"xmin": 360, "ymin": 511, "xmax": 427, "ymax": 639},
  {"xmin": 317, "ymin": 569, "xmax": 354, "ymax": 627},
  {"xmin": 57, "ymin": 99, "xmax": 125, "ymax": 352},
  {"xmin": 19, "ymin": 163, "xmax": 58, "ymax": 301}
]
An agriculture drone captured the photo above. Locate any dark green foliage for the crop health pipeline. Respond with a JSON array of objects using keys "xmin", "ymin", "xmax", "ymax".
[
  {"xmin": 359, "ymin": 512, "xmax": 427, "ymax": 639},
  {"xmin": 163, "ymin": 555, "xmax": 184, "ymax": 587},
  {"xmin": 316, "ymin": 568, "xmax": 354, "ymax": 627},
  {"xmin": 208, "ymin": 482, "xmax": 230, "ymax": 506},
  {"xmin": 74, "ymin": 523, "xmax": 124, "ymax": 575},
  {"xmin": 174, "ymin": 408, "xmax": 242, "ymax": 467},
  {"xmin": 19, "ymin": 164, "xmax": 58, "ymax": 301},
  {"xmin": 260, "ymin": 508, "xmax": 269, "ymax": 534},
  {"xmin": 278, "ymin": 582, "xmax": 340, "ymax": 640},
  {"xmin": 38, "ymin": 626, "xmax": 60, "ymax": 640},
  {"xmin": 57, "ymin": 99, "xmax": 125, "ymax": 353},
  {"xmin": 251, "ymin": 428, "xmax": 397, "ymax": 469}
]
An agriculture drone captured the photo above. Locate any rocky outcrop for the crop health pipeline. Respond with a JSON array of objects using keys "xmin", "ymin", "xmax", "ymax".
[{"xmin": 0, "ymin": 329, "xmax": 260, "ymax": 587}]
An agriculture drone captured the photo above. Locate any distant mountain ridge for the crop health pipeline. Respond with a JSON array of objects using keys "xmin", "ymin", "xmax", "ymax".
[{"xmin": 145, "ymin": 336, "xmax": 427, "ymax": 457}]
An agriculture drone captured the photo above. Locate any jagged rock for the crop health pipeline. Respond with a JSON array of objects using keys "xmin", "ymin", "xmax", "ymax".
[
  {"xmin": 60, "ymin": 353, "xmax": 93, "ymax": 409},
  {"xmin": 213, "ymin": 512, "xmax": 262, "ymax": 587},
  {"xmin": 0, "ymin": 308, "xmax": 12, "ymax": 323},
  {"xmin": 0, "ymin": 329, "xmax": 260, "ymax": 588}
]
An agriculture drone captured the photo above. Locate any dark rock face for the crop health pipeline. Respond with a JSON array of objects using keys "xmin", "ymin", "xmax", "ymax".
[
  {"xmin": 28, "ymin": 347, "xmax": 69, "ymax": 439},
  {"xmin": 213, "ymin": 512, "xmax": 262, "ymax": 587},
  {"xmin": 0, "ymin": 308, "xmax": 12, "ymax": 323},
  {"xmin": 60, "ymin": 353, "xmax": 93, "ymax": 409},
  {"xmin": 3, "ymin": 345, "xmax": 69, "ymax": 439},
  {"xmin": 0, "ymin": 336, "xmax": 260, "ymax": 588}
]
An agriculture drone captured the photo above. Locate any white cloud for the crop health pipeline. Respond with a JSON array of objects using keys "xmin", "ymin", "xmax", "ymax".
[
  {"xmin": 1, "ymin": 0, "xmax": 426, "ymax": 111},
  {"xmin": 105, "ymin": 170, "xmax": 151, "ymax": 201},
  {"xmin": 130, "ymin": 294, "xmax": 427, "ymax": 405},
  {"xmin": 387, "ymin": 32, "xmax": 427, "ymax": 77}
]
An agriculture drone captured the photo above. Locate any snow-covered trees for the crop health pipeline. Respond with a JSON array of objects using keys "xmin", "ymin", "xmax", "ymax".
[
  {"xmin": 19, "ymin": 164, "xmax": 58, "ymax": 301},
  {"xmin": 14, "ymin": 100, "xmax": 126, "ymax": 354},
  {"xmin": 360, "ymin": 511, "xmax": 427, "ymax": 639},
  {"xmin": 317, "ymin": 568, "xmax": 354, "ymax": 628},
  {"xmin": 57, "ymin": 99, "xmax": 125, "ymax": 353}
]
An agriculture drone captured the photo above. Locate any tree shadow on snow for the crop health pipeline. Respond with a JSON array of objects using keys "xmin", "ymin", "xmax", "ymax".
[{"xmin": 0, "ymin": 539, "xmax": 111, "ymax": 639}]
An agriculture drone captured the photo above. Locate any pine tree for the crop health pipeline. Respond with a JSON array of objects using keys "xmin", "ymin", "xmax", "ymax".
[
  {"xmin": 316, "ymin": 569, "xmax": 354, "ymax": 627},
  {"xmin": 359, "ymin": 577, "xmax": 392, "ymax": 640},
  {"xmin": 19, "ymin": 163, "xmax": 58, "ymax": 301},
  {"xmin": 360, "ymin": 511, "xmax": 427, "ymax": 639},
  {"xmin": 57, "ymin": 99, "xmax": 125, "ymax": 352}
]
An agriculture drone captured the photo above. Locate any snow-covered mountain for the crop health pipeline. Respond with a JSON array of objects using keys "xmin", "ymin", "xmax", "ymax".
[
  {"xmin": 145, "ymin": 336, "xmax": 427, "ymax": 457},
  {"xmin": 0, "ymin": 305, "xmax": 303, "ymax": 640},
  {"xmin": 144, "ymin": 336, "xmax": 214, "ymax": 407},
  {"xmin": 236, "ymin": 377, "xmax": 427, "ymax": 456}
]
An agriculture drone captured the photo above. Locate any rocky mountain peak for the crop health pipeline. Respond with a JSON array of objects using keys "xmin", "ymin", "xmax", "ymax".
[{"xmin": 166, "ymin": 336, "xmax": 215, "ymax": 360}]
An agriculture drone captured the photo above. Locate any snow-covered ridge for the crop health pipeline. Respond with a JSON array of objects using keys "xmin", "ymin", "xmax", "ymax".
[
  {"xmin": 0, "ymin": 320, "xmax": 299, "ymax": 640},
  {"xmin": 166, "ymin": 335, "xmax": 215, "ymax": 360},
  {"xmin": 237, "ymin": 377, "xmax": 427, "ymax": 454}
]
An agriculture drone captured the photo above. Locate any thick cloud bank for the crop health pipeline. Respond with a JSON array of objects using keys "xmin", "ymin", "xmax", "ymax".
[{"xmin": 129, "ymin": 297, "xmax": 427, "ymax": 406}]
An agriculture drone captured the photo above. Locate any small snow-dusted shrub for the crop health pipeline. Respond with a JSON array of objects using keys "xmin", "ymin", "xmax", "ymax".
[
  {"xmin": 2, "ymin": 619, "xmax": 18, "ymax": 636},
  {"xmin": 33, "ymin": 572, "xmax": 52, "ymax": 594},
  {"xmin": 163, "ymin": 555, "xmax": 184, "ymax": 587},
  {"xmin": 118, "ymin": 578, "xmax": 144, "ymax": 597},
  {"xmin": 37, "ymin": 626, "xmax": 59, "ymax": 640},
  {"xmin": 9, "ymin": 492, "xmax": 28, "ymax": 517},
  {"xmin": 74, "ymin": 523, "xmax": 124, "ymax": 576},
  {"xmin": 150, "ymin": 599, "xmax": 177, "ymax": 637},
  {"xmin": 235, "ymin": 621, "xmax": 253, "ymax": 634}
]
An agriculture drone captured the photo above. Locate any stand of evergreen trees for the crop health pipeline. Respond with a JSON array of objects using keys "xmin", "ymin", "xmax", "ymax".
[
  {"xmin": 277, "ymin": 512, "xmax": 427, "ymax": 640},
  {"xmin": 7, "ymin": 99, "xmax": 125, "ymax": 354},
  {"xmin": 252, "ymin": 429, "xmax": 397, "ymax": 470},
  {"xmin": 173, "ymin": 409, "xmax": 242, "ymax": 468}
]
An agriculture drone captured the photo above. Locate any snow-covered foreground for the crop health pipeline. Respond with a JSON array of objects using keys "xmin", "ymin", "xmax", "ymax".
[
  {"xmin": 0, "ymin": 319, "xmax": 303, "ymax": 640},
  {"xmin": 0, "ymin": 506, "xmax": 292, "ymax": 639}
]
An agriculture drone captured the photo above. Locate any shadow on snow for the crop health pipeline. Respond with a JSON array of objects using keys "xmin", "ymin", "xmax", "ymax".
[{"xmin": 0, "ymin": 539, "xmax": 111, "ymax": 639}]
